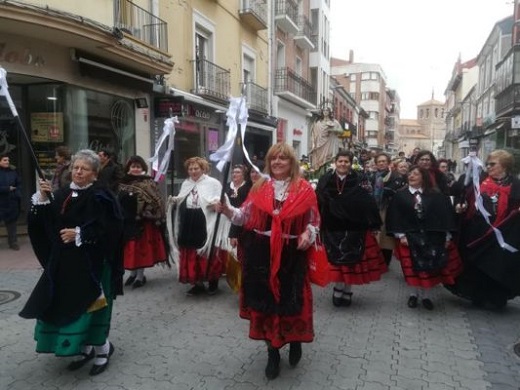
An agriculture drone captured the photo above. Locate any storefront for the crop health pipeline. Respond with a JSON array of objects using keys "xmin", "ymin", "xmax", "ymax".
[{"xmin": 0, "ymin": 33, "xmax": 154, "ymax": 220}]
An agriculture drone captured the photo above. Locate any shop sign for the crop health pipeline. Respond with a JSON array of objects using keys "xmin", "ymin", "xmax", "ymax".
[
  {"xmin": 187, "ymin": 105, "xmax": 211, "ymax": 120},
  {"xmin": 154, "ymin": 97, "xmax": 184, "ymax": 117},
  {"xmin": 0, "ymin": 43, "xmax": 45, "ymax": 67},
  {"xmin": 30, "ymin": 112, "xmax": 64, "ymax": 143}
]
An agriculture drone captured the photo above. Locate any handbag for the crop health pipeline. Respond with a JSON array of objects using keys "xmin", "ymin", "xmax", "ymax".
[
  {"xmin": 308, "ymin": 239, "xmax": 330, "ymax": 287},
  {"xmin": 225, "ymin": 249, "xmax": 242, "ymax": 293}
]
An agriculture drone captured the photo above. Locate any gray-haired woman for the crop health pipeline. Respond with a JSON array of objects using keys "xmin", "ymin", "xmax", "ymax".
[{"xmin": 20, "ymin": 149, "xmax": 124, "ymax": 376}]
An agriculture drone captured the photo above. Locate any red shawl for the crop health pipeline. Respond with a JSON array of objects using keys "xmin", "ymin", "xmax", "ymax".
[{"xmin": 244, "ymin": 178, "xmax": 320, "ymax": 301}]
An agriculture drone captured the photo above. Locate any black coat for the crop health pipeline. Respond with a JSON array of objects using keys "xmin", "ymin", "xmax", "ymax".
[
  {"xmin": 20, "ymin": 183, "xmax": 124, "ymax": 326},
  {"xmin": 316, "ymin": 170, "xmax": 382, "ymax": 232}
]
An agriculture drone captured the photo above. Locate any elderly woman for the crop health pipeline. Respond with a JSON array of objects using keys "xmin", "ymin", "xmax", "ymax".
[
  {"xmin": 170, "ymin": 157, "xmax": 230, "ymax": 296},
  {"xmin": 19, "ymin": 149, "xmax": 123, "ymax": 376},
  {"xmin": 219, "ymin": 143, "xmax": 320, "ymax": 380},
  {"xmin": 448, "ymin": 149, "xmax": 520, "ymax": 308},
  {"xmin": 386, "ymin": 166, "xmax": 462, "ymax": 311},
  {"xmin": 119, "ymin": 155, "xmax": 169, "ymax": 288},
  {"xmin": 316, "ymin": 150, "xmax": 386, "ymax": 307}
]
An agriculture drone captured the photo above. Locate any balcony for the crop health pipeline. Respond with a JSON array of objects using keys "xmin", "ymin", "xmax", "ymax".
[
  {"xmin": 239, "ymin": 0, "xmax": 268, "ymax": 31},
  {"xmin": 241, "ymin": 81, "xmax": 268, "ymax": 113},
  {"xmin": 294, "ymin": 16, "xmax": 314, "ymax": 51},
  {"xmin": 275, "ymin": 67, "xmax": 316, "ymax": 108},
  {"xmin": 275, "ymin": 0, "xmax": 298, "ymax": 35},
  {"xmin": 191, "ymin": 58, "xmax": 230, "ymax": 102},
  {"xmin": 114, "ymin": 0, "xmax": 168, "ymax": 52}
]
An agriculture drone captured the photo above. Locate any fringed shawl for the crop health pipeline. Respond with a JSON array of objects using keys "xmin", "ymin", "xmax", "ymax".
[{"xmin": 243, "ymin": 178, "xmax": 320, "ymax": 301}]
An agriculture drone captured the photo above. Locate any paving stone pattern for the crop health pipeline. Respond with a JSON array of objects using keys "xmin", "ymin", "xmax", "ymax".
[{"xmin": 1, "ymin": 243, "xmax": 520, "ymax": 390}]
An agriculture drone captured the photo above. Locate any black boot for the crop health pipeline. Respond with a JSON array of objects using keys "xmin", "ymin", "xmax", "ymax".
[
  {"xmin": 265, "ymin": 348, "xmax": 280, "ymax": 380},
  {"xmin": 289, "ymin": 342, "xmax": 302, "ymax": 367}
]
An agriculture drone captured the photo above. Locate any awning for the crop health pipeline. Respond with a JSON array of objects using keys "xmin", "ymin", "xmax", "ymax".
[{"xmin": 484, "ymin": 122, "xmax": 504, "ymax": 136}]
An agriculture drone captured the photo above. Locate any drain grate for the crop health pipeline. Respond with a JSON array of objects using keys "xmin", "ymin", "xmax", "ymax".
[
  {"xmin": 0, "ymin": 290, "xmax": 21, "ymax": 305},
  {"xmin": 514, "ymin": 343, "xmax": 520, "ymax": 358}
]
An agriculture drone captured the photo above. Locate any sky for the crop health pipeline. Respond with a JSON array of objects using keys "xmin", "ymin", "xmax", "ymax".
[{"xmin": 329, "ymin": 0, "xmax": 514, "ymax": 119}]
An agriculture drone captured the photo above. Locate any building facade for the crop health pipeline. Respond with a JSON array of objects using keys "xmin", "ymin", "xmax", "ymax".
[{"xmin": 0, "ymin": 0, "xmax": 172, "ymax": 213}]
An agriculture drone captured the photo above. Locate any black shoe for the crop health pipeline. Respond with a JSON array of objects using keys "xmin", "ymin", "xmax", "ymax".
[
  {"xmin": 67, "ymin": 348, "xmax": 95, "ymax": 371},
  {"xmin": 9, "ymin": 243, "xmax": 20, "ymax": 251},
  {"xmin": 332, "ymin": 288, "xmax": 344, "ymax": 307},
  {"xmin": 265, "ymin": 348, "xmax": 280, "ymax": 380},
  {"xmin": 89, "ymin": 342, "xmax": 114, "ymax": 376},
  {"xmin": 422, "ymin": 298, "xmax": 434, "ymax": 311},
  {"xmin": 289, "ymin": 342, "xmax": 302, "ymax": 367},
  {"xmin": 407, "ymin": 295, "xmax": 418, "ymax": 308},
  {"xmin": 186, "ymin": 284, "xmax": 206, "ymax": 296},
  {"xmin": 132, "ymin": 276, "xmax": 147, "ymax": 289},
  {"xmin": 342, "ymin": 292, "xmax": 353, "ymax": 307},
  {"xmin": 124, "ymin": 275, "xmax": 136, "ymax": 286},
  {"xmin": 207, "ymin": 280, "xmax": 219, "ymax": 295}
]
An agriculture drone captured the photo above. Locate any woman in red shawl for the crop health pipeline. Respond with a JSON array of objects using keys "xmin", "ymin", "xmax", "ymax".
[{"xmin": 219, "ymin": 143, "xmax": 320, "ymax": 380}]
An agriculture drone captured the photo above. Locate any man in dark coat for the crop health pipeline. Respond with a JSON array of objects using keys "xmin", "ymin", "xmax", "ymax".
[
  {"xmin": 0, "ymin": 153, "xmax": 21, "ymax": 250},
  {"xmin": 97, "ymin": 149, "xmax": 124, "ymax": 193}
]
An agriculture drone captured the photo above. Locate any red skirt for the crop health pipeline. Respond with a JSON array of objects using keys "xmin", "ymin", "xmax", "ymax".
[
  {"xmin": 178, "ymin": 247, "xmax": 226, "ymax": 283},
  {"xmin": 124, "ymin": 222, "xmax": 167, "ymax": 270},
  {"xmin": 394, "ymin": 241, "xmax": 463, "ymax": 288},
  {"xmin": 239, "ymin": 276, "xmax": 314, "ymax": 349},
  {"xmin": 329, "ymin": 232, "xmax": 387, "ymax": 285}
]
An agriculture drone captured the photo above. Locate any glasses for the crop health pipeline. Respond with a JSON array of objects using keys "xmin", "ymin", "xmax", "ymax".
[
  {"xmin": 418, "ymin": 158, "xmax": 431, "ymax": 162},
  {"xmin": 72, "ymin": 166, "xmax": 93, "ymax": 172},
  {"xmin": 486, "ymin": 162, "xmax": 497, "ymax": 167}
]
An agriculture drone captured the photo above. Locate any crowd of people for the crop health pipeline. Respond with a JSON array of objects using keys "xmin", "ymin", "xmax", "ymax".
[{"xmin": 3, "ymin": 139, "xmax": 520, "ymax": 381}]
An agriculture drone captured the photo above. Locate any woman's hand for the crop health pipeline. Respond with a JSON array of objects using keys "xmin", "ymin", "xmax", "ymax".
[
  {"xmin": 215, "ymin": 201, "xmax": 232, "ymax": 218},
  {"xmin": 38, "ymin": 179, "xmax": 52, "ymax": 201},
  {"xmin": 297, "ymin": 230, "xmax": 312, "ymax": 250},
  {"xmin": 455, "ymin": 203, "xmax": 467, "ymax": 214},
  {"xmin": 60, "ymin": 228, "xmax": 76, "ymax": 244},
  {"xmin": 230, "ymin": 238, "xmax": 238, "ymax": 248},
  {"xmin": 399, "ymin": 236, "xmax": 408, "ymax": 247}
]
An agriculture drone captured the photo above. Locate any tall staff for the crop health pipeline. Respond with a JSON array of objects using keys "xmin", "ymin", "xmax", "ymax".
[
  {"xmin": 205, "ymin": 89, "xmax": 251, "ymax": 278},
  {"xmin": 0, "ymin": 67, "xmax": 47, "ymax": 182}
]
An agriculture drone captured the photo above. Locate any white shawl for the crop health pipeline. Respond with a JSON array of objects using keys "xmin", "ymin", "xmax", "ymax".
[{"xmin": 167, "ymin": 174, "xmax": 232, "ymax": 273}]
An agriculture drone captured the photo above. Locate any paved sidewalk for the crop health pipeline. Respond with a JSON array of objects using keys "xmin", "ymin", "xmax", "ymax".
[{"xmin": 1, "ymin": 242, "xmax": 520, "ymax": 390}]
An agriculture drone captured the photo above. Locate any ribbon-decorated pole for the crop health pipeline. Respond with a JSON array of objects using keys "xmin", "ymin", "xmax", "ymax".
[
  {"xmin": 0, "ymin": 67, "xmax": 46, "ymax": 181},
  {"xmin": 206, "ymin": 92, "xmax": 249, "ymax": 279},
  {"xmin": 149, "ymin": 116, "xmax": 178, "ymax": 192}
]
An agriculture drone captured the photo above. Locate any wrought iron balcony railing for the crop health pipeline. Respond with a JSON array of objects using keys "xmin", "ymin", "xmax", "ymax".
[
  {"xmin": 114, "ymin": 0, "xmax": 168, "ymax": 52},
  {"xmin": 241, "ymin": 81, "xmax": 268, "ymax": 113},
  {"xmin": 239, "ymin": 0, "xmax": 268, "ymax": 30},
  {"xmin": 275, "ymin": 67, "xmax": 316, "ymax": 106},
  {"xmin": 294, "ymin": 16, "xmax": 314, "ymax": 50},
  {"xmin": 191, "ymin": 58, "xmax": 230, "ymax": 102},
  {"xmin": 274, "ymin": 0, "xmax": 298, "ymax": 34}
]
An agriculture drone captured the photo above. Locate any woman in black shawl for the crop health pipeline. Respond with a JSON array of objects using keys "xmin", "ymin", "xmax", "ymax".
[
  {"xmin": 386, "ymin": 166, "xmax": 462, "ymax": 310},
  {"xmin": 316, "ymin": 150, "xmax": 386, "ymax": 307},
  {"xmin": 19, "ymin": 149, "xmax": 123, "ymax": 376}
]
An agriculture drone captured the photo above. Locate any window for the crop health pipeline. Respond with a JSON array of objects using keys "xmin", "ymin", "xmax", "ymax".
[
  {"xmin": 295, "ymin": 57, "xmax": 302, "ymax": 77},
  {"xmin": 193, "ymin": 12, "xmax": 215, "ymax": 88},
  {"xmin": 242, "ymin": 46, "xmax": 256, "ymax": 83}
]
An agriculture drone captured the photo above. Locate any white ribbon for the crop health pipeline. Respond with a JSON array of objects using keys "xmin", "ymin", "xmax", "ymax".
[
  {"xmin": 149, "ymin": 116, "xmax": 178, "ymax": 183},
  {"xmin": 462, "ymin": 152, "xmax": 517, "ymax": 252},
  {"xmin": 0, "ymin": 67, "xmax": 19, "ymax": 117},
  {"xmin": 209, "ymin": 97, "xmax": 245, "ymax": 170}
]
